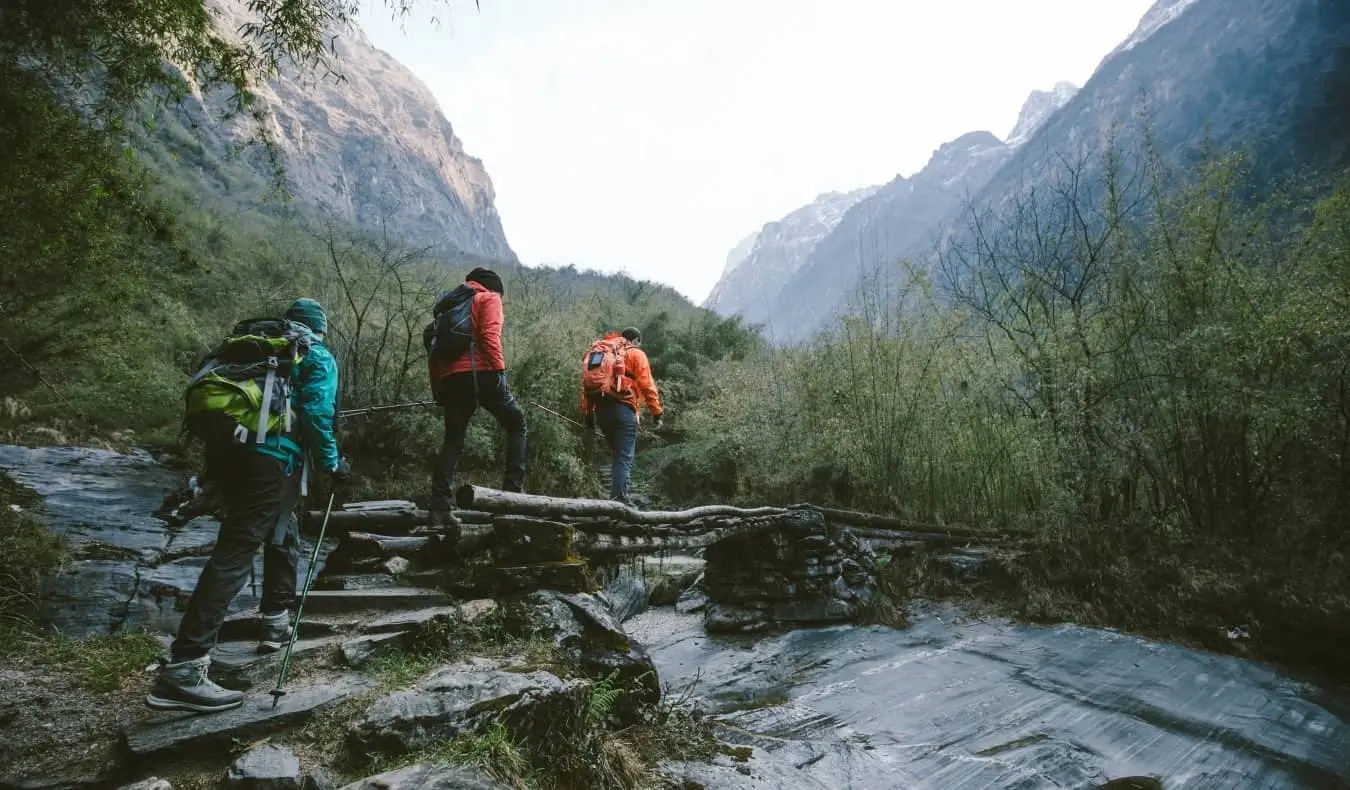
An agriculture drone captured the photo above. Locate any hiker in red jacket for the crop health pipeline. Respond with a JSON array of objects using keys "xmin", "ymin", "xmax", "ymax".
[{"xmin": 426, "ymin": 268, "xmax": 527, "ymax": 531}]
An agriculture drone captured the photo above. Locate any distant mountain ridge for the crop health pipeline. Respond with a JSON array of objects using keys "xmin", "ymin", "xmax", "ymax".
[
  {"xmin": 705, "ymin": 0, "xmax": 1350, "ymax": 343},
  {"xmin": 703, "ymin": 186, "xmax": 878, "ymax": 321},
  {"xmin": 706, "ymin": 82, "xmax": 1078, "ymax": 339}
]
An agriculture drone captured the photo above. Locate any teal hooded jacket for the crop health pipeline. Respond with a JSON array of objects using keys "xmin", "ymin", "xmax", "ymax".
[{"xmin": 252, "ymin": 323, "xmax": 341, "ymax": 474}]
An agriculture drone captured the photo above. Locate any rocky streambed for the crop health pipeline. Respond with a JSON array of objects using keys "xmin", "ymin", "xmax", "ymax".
[{"xmin": 2, "ymin": 444, "xmax": 1349, "ymax": 790}]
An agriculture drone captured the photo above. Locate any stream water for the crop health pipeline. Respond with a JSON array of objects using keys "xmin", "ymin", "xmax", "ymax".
[{"xmin": 3, "ymin": 444, "xmax": 1348, "ymax": 789}]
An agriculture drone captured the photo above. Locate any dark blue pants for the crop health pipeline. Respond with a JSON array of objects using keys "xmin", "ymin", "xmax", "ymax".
[
  {"xmin": 430, "ymin": 371, "xmax": 528, "ymax": 509},
  {"xmin": 595, "ymin": 399, "xmax": 638, "ymax": 504},
  {"xmin": 172, "ymin": 447, "xmax": 299, "ymax": 661}
]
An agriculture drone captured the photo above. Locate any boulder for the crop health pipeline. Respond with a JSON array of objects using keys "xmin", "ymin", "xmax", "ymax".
[
  {"xmin": 338, "ymin": 764, "xmax": 508, "ymax": 790},
  {"xmin": 226, "ymin": 744, "xmax": 302, "ymax": 790},
  {"xmin": 675, "ymin": 585, "xmax": 708, "ymax": 615},
  {"xmin": 600, "ymin": 564, "xmax": 647, "ymax": 621},
  {"xmin": 518, "ymin": 591, "xmax": 660, "ymax": 711},
  {"xmin": 348, "ymin": 659, "xmax": 584, "ymax": 755},
  {"xmin": 340, "ymin": 631, "xmax": 410, "ymax": 668}
]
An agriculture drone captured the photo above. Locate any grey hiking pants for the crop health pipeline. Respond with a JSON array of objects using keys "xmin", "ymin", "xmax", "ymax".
[{"xmin": 170, "ymin": 447, "xmax": 300, "ymax": 662}]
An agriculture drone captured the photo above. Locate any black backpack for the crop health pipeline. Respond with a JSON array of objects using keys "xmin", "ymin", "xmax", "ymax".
[{"xmin": 423, "ymin": 284, "xmax": 476, "ymax": 361}]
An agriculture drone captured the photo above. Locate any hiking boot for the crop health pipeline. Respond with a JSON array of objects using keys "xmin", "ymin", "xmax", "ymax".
[
  {"xmin": 419, "ymin": 508, "xmax": 461, "ymax": 537},
  {"xmin": 257, "ymin": 609, "xmax": 293, "ymax": 654},
  {"xmin": 145, "ymin": 655, "xmax": 245, "ymax": 713}
]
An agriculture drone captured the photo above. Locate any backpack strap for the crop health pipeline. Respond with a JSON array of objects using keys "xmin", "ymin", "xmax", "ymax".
[{"xmin": 255, "ymin": 356, "xmax": 279, "ymax": 444}]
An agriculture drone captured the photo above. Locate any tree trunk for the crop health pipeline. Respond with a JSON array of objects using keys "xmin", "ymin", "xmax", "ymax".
[{"xmin": 455, "ymin": 484, "xmax": 787, "ymax": 525}]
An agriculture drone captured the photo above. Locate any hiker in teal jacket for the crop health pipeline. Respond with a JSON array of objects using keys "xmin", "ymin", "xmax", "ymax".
[{"xmin": 147, "ymin": 298, "xmax": 350, "ymax": 714}]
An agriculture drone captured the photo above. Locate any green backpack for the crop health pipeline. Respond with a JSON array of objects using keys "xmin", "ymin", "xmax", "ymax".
[{"xmin": 183, "ymin": 318, "xmax": 314, "ymax": 446}]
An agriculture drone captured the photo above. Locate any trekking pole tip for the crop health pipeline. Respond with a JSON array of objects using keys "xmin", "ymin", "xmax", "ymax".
[{"xmin": 269, "ymin": 688, "xmax": 286, "ymax": 709}]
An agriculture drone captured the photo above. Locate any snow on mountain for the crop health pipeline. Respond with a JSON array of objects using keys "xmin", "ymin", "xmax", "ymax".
[
  {"xmin": 1105, "ymin": 0, "xmax": 1203, "ymax": 61},
  {"xmin": 1006, "ymin": 81, "xmax": 1080, "ymax": 149}
]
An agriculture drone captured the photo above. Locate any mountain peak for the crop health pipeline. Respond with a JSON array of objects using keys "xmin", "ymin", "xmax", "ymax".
[{"xmin": 1006, "ymin": 81, "xmax": 1080, "ymax": 149}]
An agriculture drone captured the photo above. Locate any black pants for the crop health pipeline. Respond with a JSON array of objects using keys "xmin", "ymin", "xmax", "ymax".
[
  {"xmin": 429, "ymin": 371, "xmax": 528, "ymax": 510},
  {"xmin": 170, "ymin": 448, "xmax": 300, "ymax": 661}
]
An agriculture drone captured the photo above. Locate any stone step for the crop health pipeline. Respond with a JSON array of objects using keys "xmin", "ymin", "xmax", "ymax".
[
  {"xmin": 123, "ymin": 678, "xmax": 373, "ymax": 765},
  {"xmin": 210, "ymin": 635, "xmax": 346, "ymax": 690},
  {"xmin": 312, "ymin": 573, "xmax": 401, "ymax": 591},
  {"xmin": 218, "ymin": 610, "xmax": 347, "ymax": 642},
  {"xmin": 299, "ymin": 588, "xmax": 452, "ymax": 615}
]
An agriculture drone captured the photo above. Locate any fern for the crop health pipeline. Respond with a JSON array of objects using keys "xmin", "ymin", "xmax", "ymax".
[{"xmin": 584, "ymin": 670, "xmax": 626, "ymax": 725}]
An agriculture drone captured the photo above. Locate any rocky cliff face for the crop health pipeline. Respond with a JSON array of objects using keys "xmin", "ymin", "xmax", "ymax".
[
  {"xmin": 702, "ymin": 187, "xmax": 878, "ymax": 324},
  {"xmin": 181, "ymin": 0, "xmax": 515, "ymax": 262}
]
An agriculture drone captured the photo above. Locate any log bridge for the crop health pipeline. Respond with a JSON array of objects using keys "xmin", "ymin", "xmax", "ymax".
[{"xmin": 304, "ymin": 485, "xmax": 1022, "ymax": 633}]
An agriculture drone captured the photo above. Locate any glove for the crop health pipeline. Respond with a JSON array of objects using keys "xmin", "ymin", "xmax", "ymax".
[
  {"xmin": 653, "ymin": 414, "xmax": 664, "ymax": 430},
  {"xmin": 330, "ymin": 456, "xmax": 353, "ymax": 495}
]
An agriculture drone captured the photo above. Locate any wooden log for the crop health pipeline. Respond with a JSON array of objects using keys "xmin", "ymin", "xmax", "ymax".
[
  {"xmin": 455, "ymin": 485, "xmax": 787, "ymax": 525},
  {"xmin": 793, "ymin": 503, "xmax": 1032, "ymax": 540},
  {"xmin": 306, "ymin": 508, "xmax": 495, "ymax": 530},
  {"xmin": 492, "ymin": 516, "xmax": 576, "ymax": 564}
]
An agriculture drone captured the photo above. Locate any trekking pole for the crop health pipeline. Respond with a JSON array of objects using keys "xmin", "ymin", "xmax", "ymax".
[
  {"xmin": 337, "ymin": 400, "xmax": 437, "ymax": 419},
  {"xmin": 269, "ymin": 490, "xmax": 335, "ymax": 709},
  {"xmin": 529, "ymin": 401, "xmax": 586, "ymax": 429}
]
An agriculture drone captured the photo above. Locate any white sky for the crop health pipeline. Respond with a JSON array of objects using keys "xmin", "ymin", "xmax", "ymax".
[{"xmin": 358, "ymin": 0, "xmax": 1158, "ymax": 304}]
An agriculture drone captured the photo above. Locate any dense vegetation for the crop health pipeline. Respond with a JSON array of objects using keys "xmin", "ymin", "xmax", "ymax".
[{"xmin": 3, "ymin": 0, "xmax": 1349, "ymax": 687}]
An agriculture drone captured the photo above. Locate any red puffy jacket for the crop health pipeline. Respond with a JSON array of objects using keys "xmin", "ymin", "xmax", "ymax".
[{"xmin": 428, "ymin": 281, "xmax": 506, "ymax": 382}]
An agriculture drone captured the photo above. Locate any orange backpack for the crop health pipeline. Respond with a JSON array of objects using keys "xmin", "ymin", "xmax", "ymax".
[{"xmin": 581, "ymin": 336, "xmax": 631, "ymax": 404}]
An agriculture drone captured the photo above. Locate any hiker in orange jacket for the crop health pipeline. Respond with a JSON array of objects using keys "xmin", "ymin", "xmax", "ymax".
[
  {"xmin": 427, "ymin": 268, "xmax": 527, "ymax": 530},
  {"xmin": 580, "ymin": 327, "xmax": 662, "ymax": 504}
]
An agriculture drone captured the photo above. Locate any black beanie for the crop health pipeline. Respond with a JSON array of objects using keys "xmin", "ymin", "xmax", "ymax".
[
  {"xmin": 621, "ymin": 327, "xmax": 642, "ymax": 343},
  {"xmin": 466, "ymin": 267, "xmax": 504, "ymax": 295}
]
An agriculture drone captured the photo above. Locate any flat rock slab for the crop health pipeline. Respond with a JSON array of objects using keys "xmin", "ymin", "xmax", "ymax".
[
  {"xmin": 220, "ymin": 611, "xmax": 344, "ymax": 641},
  {"xmin": 338, "ymin": 764, "xmax": 508, "ymax": 790},
  {"xmin": 301, "ymin": 589, "xmax": 451, "ymax": 615},
  {"xmin": 312, "ymin": 574, "xmax": 400, "ymax": 591},
  {"xmin": 227, "ymin": 743, "xmax": 302, "ymax": 790},
  {"xmin": 125, "ymin": 678, "xmax": 372, "ymax": 763},
  {"xmin": 349, "ymin": 658, "xmax": 584, "ymax": 755},
  {"xmin": 341, "ymin": 631, "xmax": 410, "ymax": 668},
  {"xmin": 212, "ymin": 636, "xmax": 346, "ymax": 689},
  {"xmin": 359, "ymin": 600, "xmax": 498, "ymax": 635}
]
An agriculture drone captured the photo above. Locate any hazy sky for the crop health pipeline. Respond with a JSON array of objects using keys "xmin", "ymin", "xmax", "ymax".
[{"xmin": 358, "ymin": 0, "xmax": 1157, "ymax": 304}]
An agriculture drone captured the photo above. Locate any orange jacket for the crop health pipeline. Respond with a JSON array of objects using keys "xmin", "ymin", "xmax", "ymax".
[
  {"xmin": 580, "ymin": 333, "xmax": 663, "ymax": 419},
  {"xmin": 428, "ymin": 281, "xmax": 506, "ymax": 382}
]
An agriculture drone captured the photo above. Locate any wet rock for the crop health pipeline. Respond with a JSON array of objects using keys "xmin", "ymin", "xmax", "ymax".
[
  {"xmin": 338, "ymin": 763, "xmax": 509, "ymax": 790},
  {"xmin": 348, "ymin": 658, "xmax": 584, "ymax": 755},
  {"xmin": 662, "ymin": 746, "xmax": 833, "ymax": 789},
  {"xmin": 359, "ymin": 600, "xmax": 497, "ymax": 635},
  {"xmin": 675, "ymin": 585, "xmax": 709, "ymax": 615},
  {"xmin": 226, "ymin": 743, "xmax": 302, "ymax": 790},
  {"xmin": 519, "ymin": 590, "xmax": 661, "ymax": 711},
  {"xmin": 117, "ymin": 779, "xmax": 175, "ymax": 790},
  {"xmin": 211, "ymin": 636, "xmax": 345, "ymax": 690},
  {"xmin": 600, "ymin": 564, "xmax": 647, "ymax": 622},
  {"xmin": 702, "ymin": 509, "xmax": 877, "ymax": 630},
  {"xmin": 125, "ymin": 679, "xmax": 372, "ymax": 762},
  {"xmin": 37, "ymin": 559, "xmax": 140, "ymax": 638},
  {"xmin": 302, "ymin": 588, "xmax": 451, "ymax": 615},
  {"xmin": 312, "ymin": 574, "xmax": 399, "ymax": 591},
  {"xmin": 341, "ymin": 631, "xmax": 409, "ymax": 668},
  {"xmin": 704, "ymin": 602, "xmax": 770, "ymax": 634}
]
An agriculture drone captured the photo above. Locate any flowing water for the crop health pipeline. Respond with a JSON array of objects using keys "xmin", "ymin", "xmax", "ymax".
[{"xmin": 4, "ymin": 444, "xmax": 1349, "ymax": 789}]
